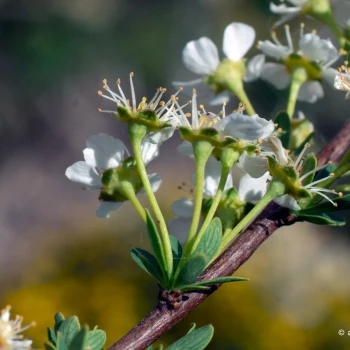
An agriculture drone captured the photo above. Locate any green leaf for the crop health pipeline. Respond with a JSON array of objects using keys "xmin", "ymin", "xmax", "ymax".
[
  {"xmin": 189, "ymin": 276, "xmax": 249, "ymax": 287},
  {"xmin": 86, "ymin": 329, "xmax": 107, "ymax": 350},
  {"xmin": 131, "ymin": 248, "xmax": 163, "ymax": 282},
  {"xmin": 187, "ymin": 323, "xmax": 196, "ymax": 334},
  {"xmin": 193, "ymin": 218, "xmax": 222, "ymax": 263},
  {"xmin": 54, "ymin": 313, "xmax": 65, "ymax": 333},
  {"xmin": 335, "ymin": 184, "xmax": 350, "ymax": 193},
  {"xmin": 174, "ymin": 254, "xmax": 207, "ymax": 289},
  {"xmin": 179, "ymin": 285, "xmax": 211, "ymax": 292},
  {"xmin": 167, "ymin": 324, "xmax": 214, "ymax": 350},
  {"xmin": 56, "ymin": 332, "xmax": 68, "ymax": 350},
  {"xmin": 58, "ymin": 316, "xmax": 81, "ymax": 347},
  {"xmin": 69, "ymin": 326, "xmax": 88, "ymax": 350},
  {"xmin": 294, "ymin": 132, "xmax": 315, "ymax": 156},
  {"xmin": 300, "ymin": 153, "xmax": 317, "ymax": 186},
  {"xmin": 296, "ymin": 213, "xmax": 346, "ymax": 226},
  {"xmin": 47, "ymin": 327, "xmax": 57, "ymax": 345},
  {"xmin": 297, "ymin": 193, "xmax": 350, "ymax": 214},
  {"xmin": 44, "ymin": 342, "xmax": 56, "ymax": 350},
  {"xmin": 338, "ymin": 149, "xmax": 350, "ymax": 168},
  {"xmin": 274, "ymin": 111, "xmax": 291, "ymax": 148},
  {"xmin": 169, "ymin": 235, "xmax": 183, "ymax": 272},
  {"xmin": 146, "ymin": 210, "xmax": 167, "ymax": 274}
]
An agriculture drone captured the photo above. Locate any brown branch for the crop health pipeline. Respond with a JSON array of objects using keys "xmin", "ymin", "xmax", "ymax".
[{"xmin": 109, "ymin": 120, "xmax": 350, "ymax": 350}]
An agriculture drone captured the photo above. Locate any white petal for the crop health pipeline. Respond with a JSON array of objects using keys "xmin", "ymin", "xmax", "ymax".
[
  {"xmin": 274, "ymin": 194, "xmax": 301, "ymax": 210},
  {"xmin": 322, "ymin": 67, "xmax": 337, "ymax": 86},
  {"xmin": 270, "ymin": 3, "xmax": 302, "ymax": 14},
  {"xmin": 148, "ymin": 173, "xmax": 162, "ymax": 192},
  {"xmin": 218, "ymin": 112, "xmax": 275, "ymax": 141},
  {"xmin": 96, "ymin": 201, "xmax": 122, "ymax": 218},
  {"xmin": 297, "ymin": 81, "xmax": 324, "ymax": 103},
  {"xmin": 258, "ymin": 41, "xmax": 291, "ymax": 60},
  {"xmin": 148, "ymin": 127, "xmax": 175, "ymax": 145},
  {"xmin": 83, "ymin": 133, "xmax": 125, "ymax": 170},
  {"xmin": 244, "ymin": 54, "xmax": 265, "ymax": 82},
  {"xmin": 182, "ymin": 37, "xmax": 219, "ymax": 75},
  {"xmin": 346, "ymin": 91, "xmax": 350, "ymax": 99},
  {"xmin": 141, "ymin": 138, "xmax": 159, "ymax": 164},
  {"xmin": 261, "ymin": 63, "xmax": 291, "ymax": 90},
  {"xmin": 172, "ymin": 78, "xmax": 204, "ymax": 87},
  {"xmin": 223, "ymin": 22, "xmax": 255, "ymax": 61},
  {"xmin": 204, "ymin": 158, "xmax": 224, "ymax": 196},
  {"xmin": 261, "ymin": 136, "xmax": 289, "ymax": 166},
  {"xmin": 238, "ymin": 172, "xmax": 269, "ymax": 203},
  {"xmin": 65, "ymin": 161, "xmax": 101, "ymax": 189},
  {"xmin": 209, "ymin": 91, "xmax": 231, "ymax": 105},
  {"xmin": 238, "ymin": 151, "xmax": 269, "ymax": 178},
  {"xmin": 299, "ymin": 34, "xmax": 338, "ymax": 64},
  {"xmin": 168, "ymin": 217, "xmax": 192, "ymax": 243},
  {"xmin": 171, "ymin": 197, "xmax": 194, "ymax": 218},
  {"xmin": 177, "ymin": 140, "xmax": 194, "ymax": 158}
]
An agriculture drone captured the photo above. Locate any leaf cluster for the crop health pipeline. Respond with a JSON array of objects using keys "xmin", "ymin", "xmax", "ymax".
[
  {"xmin": 131, "ymin": 212, "xmax": 247, "ymax": 291},
  {"xmin": 45, "ymin": 312, "xmax": 106, "ymax": 350}
]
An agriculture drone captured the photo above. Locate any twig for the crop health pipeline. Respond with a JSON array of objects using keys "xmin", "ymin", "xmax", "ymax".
[{"xmin": 109, "ymin": 120, "xmax": 350, "ymax": 350}]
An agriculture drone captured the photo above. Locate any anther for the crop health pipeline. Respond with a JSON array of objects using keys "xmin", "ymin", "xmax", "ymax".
[{"xmin": 98, "ymin": 91, "xmax": 103, "ymax": 95}]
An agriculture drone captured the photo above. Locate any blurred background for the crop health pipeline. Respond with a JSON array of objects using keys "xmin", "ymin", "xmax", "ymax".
[{"xmin": 1, "ymin": 0, "xmax": 350, "ymax": 349}]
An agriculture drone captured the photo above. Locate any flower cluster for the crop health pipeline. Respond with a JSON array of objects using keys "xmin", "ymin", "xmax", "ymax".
[{"xmin": 64, "ymin": 0, "xmax": 350, "ymax": 301}]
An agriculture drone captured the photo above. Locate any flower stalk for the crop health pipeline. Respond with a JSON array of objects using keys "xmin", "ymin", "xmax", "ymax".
[
  {"xmin": 190, "ymin": 148, "xmax": 239, "ymax": 253},
  {"xmin": 286, "ymin": 67, "xmax": 308, "ymax": 119},
  {"xmin": 186, "ymin": 141, "xmax": 214, "ymax": 247},
  {"xmin": 128, "ymin": 123, "xmax": 173, "ymax": 277},
  {"xmin": 226, "ymin": 79, "xmax": 256, "ymax": 116}
]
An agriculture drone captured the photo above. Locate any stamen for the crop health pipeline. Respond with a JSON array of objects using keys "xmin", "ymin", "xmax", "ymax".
[
  {"xmin": 284, "ymin": 24, "xmax": 294, "ymax": 52},
  {"xmin": 199, "ymin": 104, "xmax": 206, "ymax": 114},
  {"xmin": 300, "ymin": 23, "xmax": 304, "ymax": 40},
  {"xmin": 222, "ymin": 101, "xmax": 226, "ymax": 118},
  {"xmin": 271, "ymin": 31, "xmax": 282, "ymax": 46},
  {"xmin": 305, "ymin": 173, "xmax": 334, "ymax": 188},
  {"xmin": 299, "ymin": 162, "xmax": 331, "ymax": 181},
  {"xmin": 129, "ymin": 72, "xmax": 137, "ymax": 111},
  {"xmin": 98, "ymin": 108, "xmax": 116, "ymax": 113},
  {"xmin": 309, "ymin": 189, "xmax": 338, "ymax": 206},
  {"xmin": 114, "ymin": 79, "xmax": 128, "ymax": 106},
  {"xmin": 294, "ymin": 143, "xmax": 310, "ymax": 169},
  {"xmin": 191, "ymin": 89, "xmax": 199, "ymax": 129}
]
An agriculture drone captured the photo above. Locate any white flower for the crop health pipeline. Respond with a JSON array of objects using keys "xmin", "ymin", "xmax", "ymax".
[
  {"xmin": 238, "ymin": 139, "xmax": 340, "ymax": 210},
  {"xmin": 334, "ymin": 61, "xmax": 350, "ymax": 99},
  {"xmin": 0, "ymin": 306, "xmax": 33, "ymax": 349},
  {"xmin": 65, "ymin": 133, "xmax": 161, "ymax": 218},
  {"xmin": 248, "ymin": 25, "xmax": 339, "ymax": 103},
  {"xmin": 170, "ymin": 92, "xmax": 274, "ymax": 158},
  {"xmin": 269, "ymin": 0, "xmax": 332, "ymax": 27},
  {"xmin": 173, "ymin": 22, "xmax": 255, "ymax": 105},
  {"xmin": 98, "ymin": 74, "xmax": 188, "ymax": 144},
  {"xmin": 270, "ymin": 0, "xmax": 309, "ymax": 27}
]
